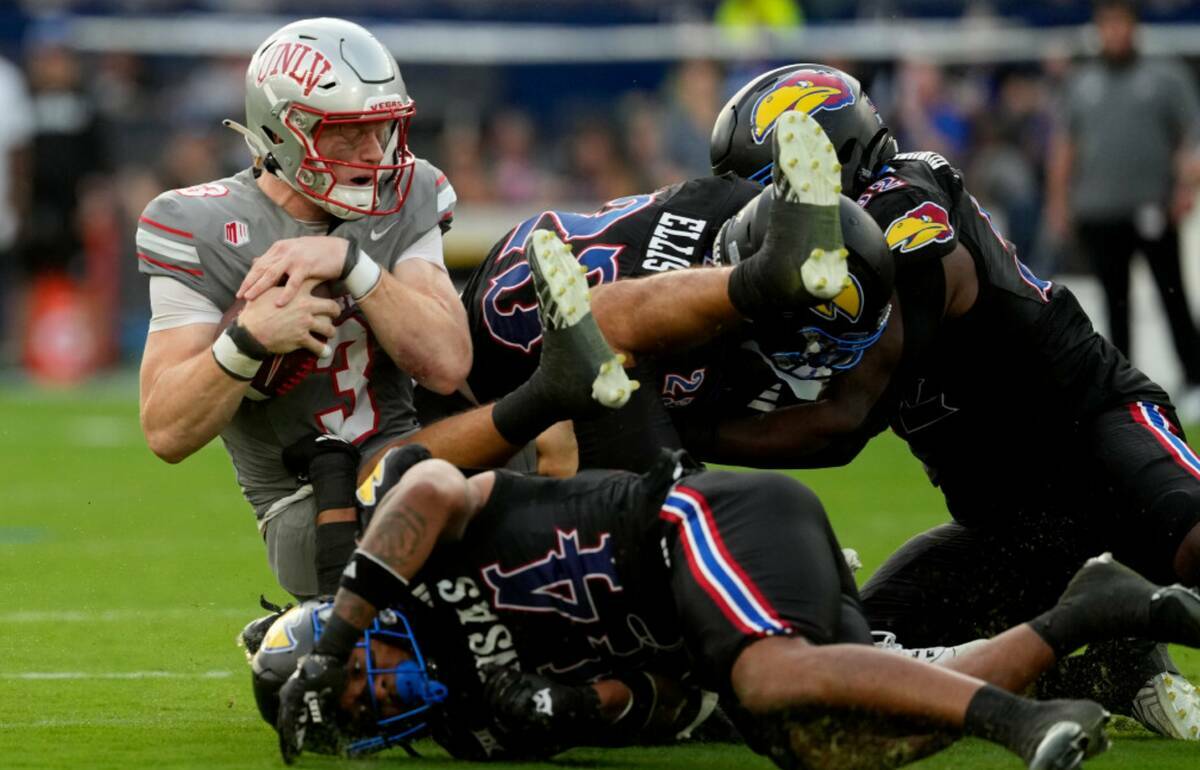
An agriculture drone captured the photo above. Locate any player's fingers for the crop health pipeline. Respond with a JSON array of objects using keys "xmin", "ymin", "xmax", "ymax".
[
  {"xmin": 311, "ymin": 316, "xmax": 336, "ymax": 339},
  {"xmin": 238, "ymin": 245, "xmax": 283, "ymax": 297},
  {"xmin": 241, "ymin": 264, "xmax": 285, "ymax": 301},
  {"xmin": 236, "ymin": 265, "xmax": 264, "ymax": 299},
  {"xmin": 275, "ymin": 271, "xmax": 308, "ymax": 307},
  {"xmin": 310, "ymin": 297, "xmax": 342, "ymax": 318},
  {"xmin": 300, "ymin": 333, "xmax": 333, "ymax": 359}
]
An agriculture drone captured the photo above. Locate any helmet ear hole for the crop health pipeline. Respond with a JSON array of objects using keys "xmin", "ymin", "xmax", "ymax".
[{"xmin": 262, "ymin": 126, "xmax": 284, "ymax": 145}]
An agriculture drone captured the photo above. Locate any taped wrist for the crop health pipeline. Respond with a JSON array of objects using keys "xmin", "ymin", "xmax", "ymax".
[
  {"xmin": 314, "ymin": 612, "xmax": 362, "ymax": 661},
  {"xmin": 309, "ymin": 450, "xmax": 359, "ymax": 513},
  {"xmin": 338, "ymin": 549, "xmax": 409, "ymax": 612},
  {"xmin": 211, "ymin": 321, "xmax": 268, "ymax": 380},
  {"xmin": 315, "ymin": 521, "xmax": 359, "ymax": 595},
  {"xmin": 342, "ymin": 244, "xmax": 383, "ymax": 301}
]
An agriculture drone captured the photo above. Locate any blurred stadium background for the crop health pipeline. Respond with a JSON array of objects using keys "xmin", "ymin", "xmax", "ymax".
[
  {"xmin": 2, "ymin": 0, "xmax": 1200, "ymax": 394},
  {"xmin": 5, "ymin": 4, "xmax": 1200, "ymax": 768}
]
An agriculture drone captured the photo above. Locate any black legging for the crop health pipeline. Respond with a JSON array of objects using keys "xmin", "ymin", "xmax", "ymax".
[{"xmin": 1076, "ymin": 218, "xmax": 1200, "ymax": 384}]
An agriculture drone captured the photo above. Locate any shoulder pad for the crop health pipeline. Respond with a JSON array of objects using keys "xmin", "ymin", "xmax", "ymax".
[
  {"xmin": 861, "ymin": 180, "xmax": 958, "ymax": 265},
  {"xmin": 892, "ymin": 151, "xmax": 951, "ymax": 170},
  {"xmin": 135, "ymin": 192, "xmax": 206, "ymax": 292}
]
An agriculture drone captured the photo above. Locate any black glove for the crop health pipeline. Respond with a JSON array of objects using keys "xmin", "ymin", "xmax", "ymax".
[
  {"xmin": 481, "ymin": 666, "xmax": 604, "ymax": 754},
  {"xmin": 276, "ymin": 653, "xmax": 348, "ymax": 764}
]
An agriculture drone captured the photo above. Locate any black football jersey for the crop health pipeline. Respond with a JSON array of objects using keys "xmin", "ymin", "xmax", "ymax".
[
  {"xmin": 459, "ymin": 175, "xmax": 760, "ymax": 405},
  {"xmin": 850, "ymin": 152, "xmax": 1168, "ymax": 512},
  {"xmin": 405, "ymin": 460, "xmax": 694, "ymax": 759}
]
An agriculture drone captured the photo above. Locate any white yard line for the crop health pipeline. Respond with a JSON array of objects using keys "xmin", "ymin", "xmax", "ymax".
[
  {"xmin": 0, "ymin": 608, "xmax": 249, "ymax": 623},
  {"xmin": 0, "ymin": 714, "xmax": 247, "ymax": 729},
  {"xmin": 2, "ymin": 671, "xmax": 234, "ymax": 680}
]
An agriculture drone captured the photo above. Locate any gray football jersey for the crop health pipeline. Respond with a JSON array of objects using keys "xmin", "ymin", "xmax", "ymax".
[{"xmin": 137, "ymin": 160, "xmax": 456, "ymax": 516}]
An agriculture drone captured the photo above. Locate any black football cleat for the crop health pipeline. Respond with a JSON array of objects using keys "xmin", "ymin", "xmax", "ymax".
[
  {"xmin": 1020, "ymin": 700, "xmax": 1110, "ymax": 770},
  {"xmin": 1055, "ymin": 553, "xmax": 1200, "ymax": 647}
]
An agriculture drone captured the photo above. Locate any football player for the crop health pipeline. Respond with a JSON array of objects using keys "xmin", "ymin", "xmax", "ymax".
[
  {"xmin": 138, "ymin": 17, "xmax": 644, "ymax": 601},
  {"xmin": 449, "ymin": 108, "xmax": 889, "ymax": 472},
  {"xmin": 707, "ymin": 63, "xmax": 1200, "ymax": 737},
  {"xmin": 252, "ymin": 444, "xmax": 1200, "ymax": 769}
]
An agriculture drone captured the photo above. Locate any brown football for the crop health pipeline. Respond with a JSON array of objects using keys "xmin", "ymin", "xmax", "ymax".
[{"xmin": 217, "ymin": 281, "xmax": 333, "ymax": 400}]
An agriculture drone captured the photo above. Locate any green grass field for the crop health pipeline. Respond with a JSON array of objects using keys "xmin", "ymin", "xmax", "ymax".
[{"xmin": 0, "ymin": 385, "xmax": 1197, "ymax": 769}]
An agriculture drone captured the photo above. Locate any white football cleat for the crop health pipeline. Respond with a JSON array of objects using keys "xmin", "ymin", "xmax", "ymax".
[
  {"xmin": 772, "ymin": 109, "xmax": 849, "ymax": 301},
  {"xmin": 872, "ymin": 630, "xmax": 990, "ymax": 665},
  {"xmin": 527, "ymin": 228, "xmax": 637, "ymax": 409},
  {"xmin": 1132, "ymin": 671, "xmax": 1200, "ymax": 740}
]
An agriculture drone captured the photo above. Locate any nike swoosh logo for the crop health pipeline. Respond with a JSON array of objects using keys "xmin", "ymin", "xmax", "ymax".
[{"xmin": 369, "ymin": 221, "xmax": 398, "ymax": 241}]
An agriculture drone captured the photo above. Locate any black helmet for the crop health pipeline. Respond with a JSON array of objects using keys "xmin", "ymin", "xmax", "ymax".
[
  {"xmin": 715, "ymin": 188, "xmax": 894, "ymax": 379},
  {"xmin": 711, "ymin": 64, "xmax": 897, "ymax": 198},
  {"xmin": 248, "ymin": 599, "xmax": 448, "ymax": 756}
]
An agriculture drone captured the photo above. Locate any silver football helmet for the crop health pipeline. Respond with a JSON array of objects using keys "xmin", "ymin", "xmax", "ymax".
[{"xmin": 226, "ymin": 17, "xmax": 416, "ymax": 220}]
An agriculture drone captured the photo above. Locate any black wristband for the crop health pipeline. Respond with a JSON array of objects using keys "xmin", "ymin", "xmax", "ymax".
[
  {"xmin": 315, "ymin": 521, "xmax": 359, "ymax": 595},
  {"xmin": 338, "ymin": 236, "xmax": 359, "ymax": 280},
  {"xmin": 227, "ymin": 319, "xmax": 270, "ymax": 360},
  {"xmin": 310, "ymin": 451, "xmax": 359, "ymax": 513},
  {"xmin": 339, "ymin": 549, "xmax": 409, "ymax": 611},
  {"xmin": 314, "ymin": 612, "xmax": 363, "ymax": 660}
]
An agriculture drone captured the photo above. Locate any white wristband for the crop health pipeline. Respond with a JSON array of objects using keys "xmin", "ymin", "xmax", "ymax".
[
  {"xmin": 212, "ymin": 331, "xmax": 262, "ymax": 380},
  {"xmin": 344, "ymin": 249, "xmax": 383, "ymax": 300}
]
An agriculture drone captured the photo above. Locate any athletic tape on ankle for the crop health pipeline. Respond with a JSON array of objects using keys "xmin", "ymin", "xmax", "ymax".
[
  {"xmin": 212, "ymin": 328, "xmax": 262, "ymax": 380},
  {"xmin": 344, "ymin": 249, "xmax": 383, "ymax": 301},
  {"xmin": 339, "ymin": 549, "xmax": 409, "ymax": 610}
]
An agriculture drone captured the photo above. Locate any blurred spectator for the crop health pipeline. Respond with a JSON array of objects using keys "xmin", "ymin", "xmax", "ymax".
[
  {"xmin": 1046, "ymin": 0, "xmax": 1200, "ymax": 416},
  {"xmin": 561, "ymin": 120, "xmax": 637, "ymax": 203},
  {"xmin": 23, "ymin": 39, "xmax": 106, "ymax": 276},
  {"xmin": 158, "ymin": 131, "xmax": 225, "ymax": 191},
  {"xmin": 0, "ymin": 55, "xmax": 32, "ymax": 366},
  {"xmin": 968, "ymin": 68, "xmax": 1052, "ymax": 268},
  {"xmin": 488, "ymin": 109, "xmax": 553, "ymax": 205},
  {"xmin": 662, "ymin": 59, "xmax": 724, "ymax": 178},
  {"xmin": 439, "ymin": 121, "xmax": 493, "ymax": 204},
  {"xmin": 891, "ymin": 58, "xmax": 975, "ymax": 165},
  {"xmin": 621, "ymin": 92, "xmax": 688, "ymax": 192}
]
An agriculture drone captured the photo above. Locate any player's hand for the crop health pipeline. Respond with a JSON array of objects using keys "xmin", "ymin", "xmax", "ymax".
[
  {"xmin": 239, "ymin": 278, "xmax": 341, "ymax": 356},
  {"xmin": 276, "ymin": 652, "xmax": 347, "ymax": 764},
  {"xmin": 238, "ymin": 236, "xmax": 351, "ymax": 306},
  {"xmin": 481, "ymin": 665, "xmax": 602, "ymax": 750}
]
